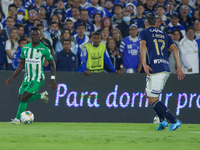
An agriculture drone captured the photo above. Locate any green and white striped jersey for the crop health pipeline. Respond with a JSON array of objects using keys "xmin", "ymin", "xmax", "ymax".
[{"xmin": 20, "ymin": 42, "xmax": 53, "ymax": 82}]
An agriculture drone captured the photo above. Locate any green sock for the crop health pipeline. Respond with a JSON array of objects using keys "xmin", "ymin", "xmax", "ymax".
[
  {"xmin": 16, "ymin": 102, "xmax": 27, "ymax": 120},
  {"xmin": 28, "ymin": 93, "xmax": 41, "ymax": 102}
]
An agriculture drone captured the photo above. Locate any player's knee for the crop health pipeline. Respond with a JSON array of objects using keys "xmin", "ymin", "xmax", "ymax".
[{"xmin": 20, "ymin": 95, "xmax": 29, "ymax": 102}]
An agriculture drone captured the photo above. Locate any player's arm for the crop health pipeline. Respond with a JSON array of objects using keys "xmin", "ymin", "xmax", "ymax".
[
  {"xmin": 169, "ymin": 44, "xmax": 185, "ymax": 80},
  {"xmin": 5, "ymin": 59, "xmax": 25, "ymax": 85},
  {"xmin": 47, "ymin": 59, "xmax": 57, "ymax": 90},
  {"xmin": 140, "ymin": 40, "xmax": 152, "ymax": 76}
]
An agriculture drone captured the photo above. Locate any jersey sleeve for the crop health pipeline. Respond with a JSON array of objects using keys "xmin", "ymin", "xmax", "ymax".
[
  {"xmin": 138, "ymin": 30, "xmax": 146, "ymax": 42},
  {"xmin": 44, "ymin": 47, "xmax": 53, "ymax": 60},
  {"xmin": 167, "ymin": 34, "xmax": 174, "ymax": 48}
]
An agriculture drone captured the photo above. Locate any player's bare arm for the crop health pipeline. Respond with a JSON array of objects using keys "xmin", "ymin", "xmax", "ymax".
[
  {"xmin": 140, "ymin": 40, "xmax": 152, "ymax": 76},
  {"xmin": 5, "ymin": 59, "xmax": 25, "ymax": 86},
  {"xmin": 48, "ymin": 59, "xmax": 57, "ymax": 90},
  {"xmin": 169, "ymin": 44, "xmax": 185, "ymax": 80}
]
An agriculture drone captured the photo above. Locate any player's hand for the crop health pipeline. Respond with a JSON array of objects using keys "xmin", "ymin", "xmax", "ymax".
[
  {"xmin": 120, "ymin": 66, "xmax": 125, "ymax": 73},
  {"xmin": 188, "ymin": 68, "xmax": 192, "ymax": 72},
  {"xmin": 177, "ymin": 67, "xmax": 185, "ymax": 80},
  {"xmin": 143, "ymin": 64, "xmax": 152, "ymax": 76},
  {"xmin": 5, "ymin": 77, "xmax": 14, "ymax": 86},
  {"xmin": 48, "ymin": 79, "xmax": 57, "ymax": 90},
  {"xmin": 84, "ymin": 70, "xmax": 90, "ymax": 76},
  {"xmin": 115, "ymin": 70, "xmax": 121, "ymax": 75}
]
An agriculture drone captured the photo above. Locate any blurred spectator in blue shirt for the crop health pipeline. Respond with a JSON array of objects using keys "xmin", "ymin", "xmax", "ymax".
[
  {"xmin": 56, "ymin": 39, "xmax": 77, "ymax": 72},
  {"xmin": 0, "ymin": 29, "xmax": 6, "ymax": 70}
]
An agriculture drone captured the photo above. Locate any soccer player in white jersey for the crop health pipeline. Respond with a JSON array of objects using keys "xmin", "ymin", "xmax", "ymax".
[
  {"xmin": 6, "ymin": 27, "xmax": 57, "ymax": 124},
  {"xmin": 139, "ymin": 14, "xmax": 185, "ymax": 131}
]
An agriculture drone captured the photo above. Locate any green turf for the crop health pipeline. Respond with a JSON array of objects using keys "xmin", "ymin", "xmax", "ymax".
[{"xmin": 0, "ymin": 122, "xmax": 199, "ymax": 150}]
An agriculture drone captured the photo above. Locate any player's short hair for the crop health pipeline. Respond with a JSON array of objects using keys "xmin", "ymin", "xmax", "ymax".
[
  {"xmin": 145, "ymin": 13, "xmax": 156, "ymax": 25},
  {"xmin": 50, "ymin": 21, "xmax": 58, "ymax": 26},
  {"xmin": 62, "ymin": 38, "xmax": 71, "ymax": 45},
  {"xmin": 114, "ymin": 4, "xmax": 123, "ymax": 9},
  {"xmin": 9, "ymin": 4, "xmax": 17, "ymax": 10},
  {"xmin": 77, "ymin": 23, "xmax": 86, "ymax": 29},
  {"xmin": 36, "ymin": 23, "xmax": 44, "ymax": 28},
  {"xmin": 30, "ymin": 27, "xmax": 41, "ymax": 34},
  {"xmin": 137, "ymin": 3, "xmax": 144, "ymax": 8},
  {"xmin": 18, "ymin": 38, "xmax": 27, "ymax": 45},
  {"xmin": 92, "ymin": 32, "xmax": 101, "ymax": 37},
  {"xmin": 186, "ymin": 27, "xmax": 195, "ymax": 33}
]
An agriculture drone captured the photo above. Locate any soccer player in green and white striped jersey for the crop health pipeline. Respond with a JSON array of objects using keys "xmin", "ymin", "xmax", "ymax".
[{"xmin": 6, "ymin": 27, "xmax": 57, "ymax": 124}]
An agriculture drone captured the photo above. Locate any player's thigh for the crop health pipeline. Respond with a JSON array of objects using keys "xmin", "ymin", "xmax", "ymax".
[
  {"xmin": 24, "ymin": 80, "xmax": 45, "ymax": 94},
  {"xmin": 146, "ymin": 73, "xmax": 170, "ymax": 98}
]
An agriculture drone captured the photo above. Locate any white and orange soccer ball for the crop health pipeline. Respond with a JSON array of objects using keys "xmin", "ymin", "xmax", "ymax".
[
  {"xmin": 20, "ymin": 111, "xmax": 34, "ymax": 124},
  {"xmin": 153, "ymin": 115, "xmax": 160, "ymax": 124}
]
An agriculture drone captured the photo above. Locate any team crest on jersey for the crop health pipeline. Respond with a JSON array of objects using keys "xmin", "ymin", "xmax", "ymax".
[{"xmin": 35, "ymin": 52, "xmax": 40, "ymax": 59}]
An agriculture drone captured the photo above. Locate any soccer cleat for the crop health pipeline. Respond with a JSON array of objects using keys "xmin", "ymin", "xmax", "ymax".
[
  {"xmin": 157, "ymin": 120, "xmax": 168, "ymax": 130},
  {"xmin": 168, "ymin": 119, "xmax": 182, "ymax": 131},
  {"xmin": 41, "ymin": 91, "xmax": 49, "ymax": 103},
  {"xmin": 8, "ymin": 118, "xmax": 20, "ymax": 125}
]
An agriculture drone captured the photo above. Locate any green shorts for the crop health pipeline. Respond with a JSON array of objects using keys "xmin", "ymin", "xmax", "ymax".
[{"xmin": 19, "ymin": 80, "xmax": 45, "ymax": 95}]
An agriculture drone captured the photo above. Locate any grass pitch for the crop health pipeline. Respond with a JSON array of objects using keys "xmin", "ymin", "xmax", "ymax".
[{"xmin": 0, "ymin": 122, "xmax": 199, "ymax": 150}]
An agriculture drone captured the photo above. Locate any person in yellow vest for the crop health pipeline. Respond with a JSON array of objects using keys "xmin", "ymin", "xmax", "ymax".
[{"xmin": 80, "ymin": 32, "xmax": 121, "ymax": 76}]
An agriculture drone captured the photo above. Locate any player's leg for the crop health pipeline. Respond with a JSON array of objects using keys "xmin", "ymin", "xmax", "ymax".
[{"xmin": 146, "ymin": 73, "xmax": 181, "ymax": 131}]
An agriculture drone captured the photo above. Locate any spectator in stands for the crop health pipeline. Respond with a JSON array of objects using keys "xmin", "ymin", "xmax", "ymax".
[
  {"xmin": 1, "ymin": 4, "xmax": 23, "ymax": 28},
  {"xmin": 155, "ymin": 5, "xmax": 168, "ymax": 30},
  {"xmin": 104, "ymin": 0, "xmax": 114, "ymax": 18},
  {"xmin": 56, "ymin": 39, "xmax": 77, "ymax": 72},
  {"xmin": 164, "ymin": 13, "xmax": 185, "ymax": 36},
  {"xmin": 192, "ymin": 10, "xmax": 200, "ymax": 24},
  {"xmin": 111, "ymin": 4, "xmax": 123, "ymax": 28},
  {"xmin": 93, "ymin": 13, "xmax": 102, "ymax": 31},
  {"xmin": 0, "ymin": 27, "xmax": 6, "ymax": 70},
  {"xmin": 5, "ymin": 27, "xmax": 20, "ymax": 70},
  {"xmin": 55, "ymin": 28, "xmax": 76, "ymax": 53},
  {"xmin": 50, "ymin": 14, "xmax": 63, "ymax": 36},
  {"xmin": 73, "ymin": 23, "xmax": 90, "ymax": 71},
  {"xmin": 174, "ymin": 0, "xmax": 194, "ymax": 17},
  {"xmin": 17, "ymin": 24, "xmax": 24, "ymax": 38},
  {"xmin": 104, "ymin": 37, "xmax": 123, "ymax": 72},
  {"xmin": 179, "ymin": 27, "xmax": 199, "ymax": 74},
  {"xmin": 12, "ymin": 38, "xmax": 27, "ymax": 70},
  {"xmin": 51, "ymin": 0, "xmax": 66, "ymax": 22},
  {"xmin": 111, "ymin": 28, "xmax": 122, "ymax": 49},
  {"xmin": 120, "ymin": 24, "xmax": 141, "ymax": 73},
  {"xmin": 24, "ymin": 9, "xmax": 37, "ymax": 36},
  {"xmin": 168, "ymin": 29, "xmax": 189, "ymax": 74},
  {"xmin": 165, "ymin": 0, "xmax": 176, "ymax": 18},
  {"xmin": 85, "ymin": 0, "xmax": 106, "ymax": 22},
  {"xmin": 178, "ymin": 5, "xmax": 192, "ymax": 30},
  {"xmin": 116, "ymin": 11, "xmax": 131, "ymax": 38},
  {"xmin": 13, "ymin": 0, "xmax": 23, "ymax": 9},
  {"xmin": 130, "ymin": 4, "xmax": 145, "ymax": 32},
  {"xmin": 37, "ymin": 7, "xmax": 48, "ymax": 30},
  {"xmin": 144, "ymin": 0, "xmax": 156, "ymax": 15},
  {"xmin": 74, "ymin": 9, "xmax": 94, "ymax": 36},
  {"xmin": 80, "ymin": 0, "xmax": 90, "ymax": 8},
  {"xmin": 65, "ymin": 19, "xmax": 77, "ymax": 36},
  {"xmin": 17, "ymin": 7, "xmax": 25, "ymax": 22},
  {"xmin": 155, "ymin": 0, "xmax": 166, "ymax": 6},
  {"xmin": 126, "ymin": 3, "xmax": 136, "ymax": 16},
  {"xmin": 56, "ymin": 11, "xmax": 65, "ymax": 26},
  {"xmin": 101, "ymin": 17, "xmax": 113, "ymax": 32},
  {"xmin": 44, "ymin": 22, "xmax": 60, "ymax": 51},
  {"xmin": 194, "ymin": 20, "xmax": 200, "ymax": 40},
  {"xmin": 66, "ymin": 0, "xmax": 82, "ymax": 18},
  {"xmin": 80, "ymin": 32, "xmax": 121, "ymax": 75},
  {"xmin": 33, "ymin": 18, "xmax": 42, "ymax": 27},
  {"xmin": 100, "ymin": 29, "xmax": 109, "ymax": 44},
  {"xmin": 26, "ymin": 0, "xmax": 43, "ymax": 13},
  {"xmin": 43, "ymin": 0, "xmax": 57, "ymax": 21},
  {"xmin": 1, "ymin": 16, "xmax": 16, "ymax": 40},
  {"xmin": 1, "ymin": 0, "xmax": 13, "ymax": 17},
  {"xmin": 67, "ymin": 7, "xmax": 80, "ymax": 23}
]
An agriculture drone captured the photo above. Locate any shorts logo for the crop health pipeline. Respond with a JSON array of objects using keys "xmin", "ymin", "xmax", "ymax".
[{"xmin": 154, "ymin": 59, "xmax": 169, "ymax": 64}]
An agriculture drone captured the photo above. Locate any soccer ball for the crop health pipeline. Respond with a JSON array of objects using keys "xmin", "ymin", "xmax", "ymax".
[
  {"xmin": 153, "ymin": 115, "xmax": 160, "ymax": 124},
  {"xmin": 20, "ymin": 111, "xmax": 34, "ymax": 124}
]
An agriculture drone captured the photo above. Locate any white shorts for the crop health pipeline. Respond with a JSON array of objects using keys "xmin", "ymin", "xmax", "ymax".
[{"xmin": 145, "ymin": 72, "xmax": 170, "ymax": 97}]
